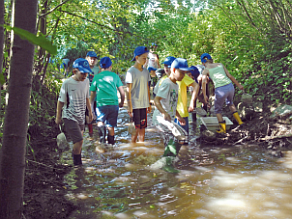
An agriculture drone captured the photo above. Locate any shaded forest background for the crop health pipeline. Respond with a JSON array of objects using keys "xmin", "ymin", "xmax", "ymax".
[{"xmin": 1, "ymin": 0, "xmax": 292, "ymax": 141}]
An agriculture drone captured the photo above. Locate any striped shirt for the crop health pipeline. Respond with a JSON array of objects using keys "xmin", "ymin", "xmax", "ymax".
[{"xmin": 58, "ymin": 77, "xmax": 89, "ymax": 125}]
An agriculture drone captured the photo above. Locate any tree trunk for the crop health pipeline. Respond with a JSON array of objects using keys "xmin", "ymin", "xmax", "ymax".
[
  {"xmin": 0, "ymin": 0, "xmax": 4, "ymax": 108},
  {"xmin": 0, "ymin": 0, "xmax": 38, "ymax": 218}
]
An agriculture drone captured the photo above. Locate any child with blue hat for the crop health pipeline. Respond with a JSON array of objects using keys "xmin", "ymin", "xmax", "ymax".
[
  {"xmin": 153, "ymin": 56, "xmax": 176, "ymax": 96},
  {"xmin": 151, "ymin": 58, "xmax": 191, "ymax": 173},
  {"xmin": 201, "ymin": 53, "xmax": 244, "ymax": 133},
  {"xmin": 85, "ymin": 51, "xmax": 99, "ymax": 136},
  {"xmin": 55, "ymin": 58, "xmax": 93, "ymax": 166},
  {"xmin": 126, "ymin": 46, "xmax": 151, "ymax": 143},
  {"xmin": 90, "ymin": 57, "xmax": 125, "ymax": 145},
  {"xmin": 172, "ymin": 59, "xmax": 198, "ymax": 135}
]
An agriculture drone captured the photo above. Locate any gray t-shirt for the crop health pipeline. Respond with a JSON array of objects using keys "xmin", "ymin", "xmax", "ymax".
[
  {"xmin": 92, "ymin": 66, "xmax": 100, "ymax": 75},
  {"xmin": 152, "ymin": 78, "xmax": 178, "ymax": 125},
  {"xmin": 58, "ymin": 77, "xmax": 89, "ymax": 125},
  {"xmin": 125, "ymin": 66, "xmax": 151, "ymax": 109}
]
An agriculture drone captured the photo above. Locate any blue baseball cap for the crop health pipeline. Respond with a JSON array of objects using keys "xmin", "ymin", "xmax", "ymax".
[
  {"xmin": 171, "ymin": 58, "xmax": 192, "ymax": 71},
  {"xmin": 100, "ymin": 57, "xmax": 112, "ymax": 69},
  {"xmin": 86, "ymin": 51, "xmax": 98, "ymax": 58},
  {"xmin": 200, "ymin": 53, "xmax": 212, "ymax": 63},
  {"xmin": 189, "ymin": 66, "xmax": 200, "ymax": 83},
  {"xmin": 148, "ymin": 67, "xmax": 157, "ymax": 72},
  {"xmin": 131, "ymin": 46, "xmax": 149, "ymax": 61},
  {"xmin": 163, "ymin": 56, "xmax": 176, "ymax": 67},
  {"xmin": 73, "ymin": 58, "xmax": 92, "ymax": 73}
]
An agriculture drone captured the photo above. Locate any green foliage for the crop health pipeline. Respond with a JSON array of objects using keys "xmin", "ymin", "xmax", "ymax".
[{"xmin": 4, "ymin": 25, "xmax": 57, "ymax": 54}]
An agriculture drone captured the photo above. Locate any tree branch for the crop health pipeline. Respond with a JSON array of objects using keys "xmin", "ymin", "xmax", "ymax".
[
  {"xmin": 39, "ymin": 0, "xmax": 71, "ymax": 17},
  {"xmin": 62, "ymin": 10, "xmax": 133, "ymax": 34}
]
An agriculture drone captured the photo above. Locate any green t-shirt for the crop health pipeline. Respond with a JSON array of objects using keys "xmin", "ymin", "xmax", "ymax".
[
  {"xmin": 90, "ymin": 70, "xmax": 123, "ymax": 107},
  {"xmin": 208, "ymin": 65, "xmax": 232, "ymax": 88}
]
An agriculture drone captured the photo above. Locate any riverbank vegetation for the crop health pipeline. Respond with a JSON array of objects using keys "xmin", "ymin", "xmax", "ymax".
[{"xmin": 1, "ymin": 0, "xmax": 292, "ymax": 218}]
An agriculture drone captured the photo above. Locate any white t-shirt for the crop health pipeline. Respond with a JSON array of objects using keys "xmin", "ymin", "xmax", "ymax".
[
  {"xmin": 125, "ymin": 66, "xmax": 151, "ymax": 109},
  {"xmin": 147, "ymin": 52, "xmax": 159, "ymax": 69},
  {"xmin": 58, "ymin": 77, "xmax": 89, "ymax": 125},
  {"xmin": 152, "ymin": 78, "xmax": 178, "ymax": 125}
]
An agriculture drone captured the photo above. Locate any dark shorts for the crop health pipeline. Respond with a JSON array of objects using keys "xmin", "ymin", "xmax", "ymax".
[
  {"xmin": 174, "ymin": 117, "xmax": 189, "ymax": 134},
  {"xmin": 133, "ymin": 108, "xmax": 147, "ymax": 129},
  {"xmin": 96, "ymin": 105, "xmax": 119, "ymax": 127},
  {"xmin": 63, "ymin": 118, "xmax": 84, "ymax": 144}
]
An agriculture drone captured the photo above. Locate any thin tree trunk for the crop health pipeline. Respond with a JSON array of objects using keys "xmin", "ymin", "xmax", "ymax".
[
  {"xmin": 0, "ymin": 0, "xmax": 38, "ymax": 218},
  {"xmin": 0, "ymin": 0, "xmax": 4, "ymax": 108}
]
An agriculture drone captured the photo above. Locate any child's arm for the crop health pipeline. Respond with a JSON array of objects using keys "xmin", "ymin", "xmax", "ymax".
[
  {"xmin": 86, "ymin": 97, "xmax": 93, "ymax": 123},
  {"xmin": 90, "ymin": 91, "xmax": 96, "ymax": 113},
  {"xmin": 154, "ymin": 96, "xmax": 171, "ymax": 121},
  {"xmin": 188, "ymin": 81, "xmax": 199, "ymax": 112},
  {"xmin": 223, "ymin": 65, "xmax": 244, "ymax": 90},
  {"xmin": 202, "ymin": 70, "xmax": 209, "ymax": 103},
  {"xmin": 175, "ymin": 110, "xmax": 186, "ymax": 126},
  {"xmin": 126, "ymin": 83, "xmax": 133, "ymax": 117},
  {"xmin": 147, "ymin": 83, "xmax": 152, "ymax": 113},
  {"xmin": 55, "ymin": 101, "xmax": 64, "ymax": 125},
  {"xmin": 118, "ymin": 86, "xmax": 125, "ymax": 108}
]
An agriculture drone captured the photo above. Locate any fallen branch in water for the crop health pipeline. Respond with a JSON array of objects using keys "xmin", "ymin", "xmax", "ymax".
[
  {"xmin": 233, "ymin": 135, "xmax": 249, "ymax": 145},
  {"xmin": 26, "ymin": 159, "xmax": 66, "ymax": 171},
  {"xmin": 259, "ymin": 133, "xmax": 292, "ymax": 141}
]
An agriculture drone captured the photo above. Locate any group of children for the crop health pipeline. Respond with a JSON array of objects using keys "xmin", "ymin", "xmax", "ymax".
[{"xmin": 55, "ymin": 46, "xmax": 244, "ymax": 171}]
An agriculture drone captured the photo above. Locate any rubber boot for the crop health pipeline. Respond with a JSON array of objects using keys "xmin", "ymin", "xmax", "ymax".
[
  {"xmin": 108, "ymin": 135, "xmax": 115, "ymax": 145},
  {"xmin": 216, "ymin": 121, "xmax": 226, "ymax": 134},
  {"xmin": 98, "ymin": 126, "xmax": 106, "ymax": 143},
  {"xmin": 233, "ymin": 111, "xmax": 243, "ymax": 125},
  {"xmin": 162, "ymin": 139, "xmax": 181, "ymax": 173},
  {"xmin": 72, "ymin": 154, "xmax": 82, "ymax": 166},
  {"xmin": 88, "ymin": 123, "xmax": 93, "ymax": 136},
  {"xmin": 162, "ymin": 157, "xmax": 180, "ymax": 174},
  {"xmin": 163, "ymin": 139, "xmax": 182, "ymax": 157}
]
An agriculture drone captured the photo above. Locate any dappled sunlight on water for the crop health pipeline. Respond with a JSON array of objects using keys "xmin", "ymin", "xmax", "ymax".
[{"xmin": 63, "ymin": 107, "xmax": 292, "ymax": 219}]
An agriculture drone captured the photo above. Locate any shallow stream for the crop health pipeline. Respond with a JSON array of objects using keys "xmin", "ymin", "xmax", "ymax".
[{"xmin": 62, "ymin": 107, "xmax": 292, "ymax": 219}]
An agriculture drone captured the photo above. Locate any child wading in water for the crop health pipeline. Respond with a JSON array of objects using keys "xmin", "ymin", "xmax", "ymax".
[
  {"xmin": 55, "ymin": 58, "xmax": 93, "ymax": 166},
  {"xmin": 125, "ymin": 46, "xmax": 151, "ymax": 143},
  {"xmin": 90, "ymin": 57, "xmax": 125, "ymax": 145},
  {"xmin": 151, "ymin": 58, "xmax": 192, "ymax": 173},
  {"xmin": 201, "ymin": 53, "xmax": 244, "ymax": 133}
]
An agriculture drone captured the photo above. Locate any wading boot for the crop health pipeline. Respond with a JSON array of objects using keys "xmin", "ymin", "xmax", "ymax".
[
  {"xmin": 233, "ymin": 111, "xmax": 243, "ymax": 125},
  {"xmin": 108, "ymin": 135, "xmax": 115, "ymax": 145},
  {"xmin": 217, "ymin": 121, "xmax": 226, "ymax": 134},
  {"xmin": 98, "ymin": 126, "xmax": 106, "ymax": 143},
  {"xmin": 162, "ymin": 156, "xmax": 179, "ymax": 174},
  {"xmin": 163, "ymin": 139, "xmax": 182, "ymax": 157},
  {"xmin": 72, "ymin": 154, "xmax": 82, "ymax": 166},
  {"xmin": 162, "ymin": 139, "xmax": 182, "ymax": 173}
]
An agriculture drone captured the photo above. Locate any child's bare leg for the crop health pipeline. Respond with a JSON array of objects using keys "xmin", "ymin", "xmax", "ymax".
[
  {"xmin": 216, "ymin": 113, "xmax": 224, "ymax": 122},
  {"xmin": 137, "ymin": 128, "xmax": 145, "ymax": 142},
  {"xmin": 131, "ymin": 129, "xmax": 138, "ymax": 143},
  {"xmin": 108, "ymin": 127, "xmax": 114, "ymax": 136},
  {"xmin": 228, "ymin": 104, "xmax": 237, "ymax": 113},
  {"xmin": 73, "ymin": 140, "xmax": 83, "ymax": 155}
]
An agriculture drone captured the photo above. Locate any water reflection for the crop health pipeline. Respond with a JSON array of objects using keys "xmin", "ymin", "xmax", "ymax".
[{"xmin": 63, "ymin": 106, "xmax": 292, "ymax": 219}]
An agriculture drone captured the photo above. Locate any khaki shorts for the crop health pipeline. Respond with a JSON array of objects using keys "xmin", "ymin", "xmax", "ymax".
[{"xmin": 63, "ymin": 118, "xmax": 84, "ymax": 144}]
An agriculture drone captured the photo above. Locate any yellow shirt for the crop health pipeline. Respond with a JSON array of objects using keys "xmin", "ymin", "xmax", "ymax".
[{"xmin": 176, "ymin": 75, "xmax": 194, "ymax": 117}]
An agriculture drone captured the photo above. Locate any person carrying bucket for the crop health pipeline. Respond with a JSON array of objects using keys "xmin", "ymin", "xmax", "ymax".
[
  {"xmin": 151, "ymin": 58, "xmax": 191, "ymax": 173},
  {"xmin": 201, "ymin": 53, "xmax": 244, "ymax": 133}
]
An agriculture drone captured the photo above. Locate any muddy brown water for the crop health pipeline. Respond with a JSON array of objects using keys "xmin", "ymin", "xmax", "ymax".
[{"xmin": 62, "ymin": 107, "xmax": 292, "ymax": 219}]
